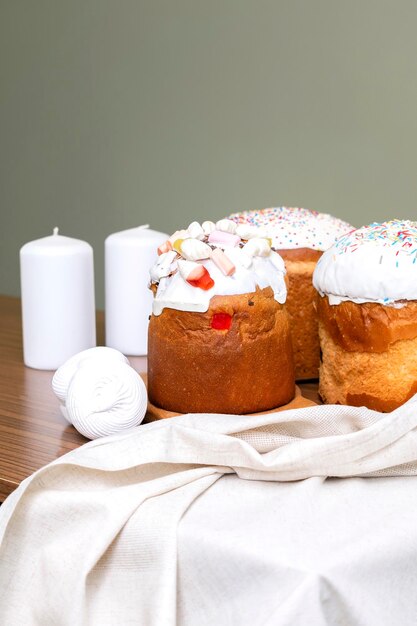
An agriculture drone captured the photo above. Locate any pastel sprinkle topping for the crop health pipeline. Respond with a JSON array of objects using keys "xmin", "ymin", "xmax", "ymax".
[
  {"xmin": 313, "ymin": 219, "xmax": 417, "ymax": 305},
  {"xmin": 229, "ymin": 207, "xmax": 352, "ymax": 251},
  {"xmin": 334, "ymin": 219, "xmax": 417, "ymax": 259}
]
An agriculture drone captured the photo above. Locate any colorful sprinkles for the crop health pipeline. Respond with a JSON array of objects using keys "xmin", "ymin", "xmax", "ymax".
[
  {"xmin": 334, "ymin": 220, "xmax": 417, "ymax": 263},
  {"xmin": 229, "ymin": 207, "xmax": 352, "ymax": 251}
]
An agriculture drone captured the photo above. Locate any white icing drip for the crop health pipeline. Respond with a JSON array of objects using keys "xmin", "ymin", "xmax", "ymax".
[
  {"xmin": 152, "ymin": 247, "xmax": 286, "ymax": 316},
  {"xmin": 326, "ymin": 294, "xmax": 406, "ymax": 308}
]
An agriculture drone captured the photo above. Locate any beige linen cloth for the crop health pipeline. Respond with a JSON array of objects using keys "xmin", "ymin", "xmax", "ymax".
[{"xmin": 1, "ymin": 398, "xmax": 417, "ymax": 625}]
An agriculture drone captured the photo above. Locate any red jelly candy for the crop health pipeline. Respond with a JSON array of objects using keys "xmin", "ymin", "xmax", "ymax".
[
  {"xmin": 211, "ymin": 312, "xmax": 232, "ymax": 331},
  {"xmin": 186, "ymin": 267, "xmax": 215, "ymax": 291}
]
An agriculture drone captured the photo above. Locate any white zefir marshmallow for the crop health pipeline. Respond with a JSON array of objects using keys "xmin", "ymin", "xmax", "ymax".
[
  {"xmin": 180, "ymin": 239, "xmax": 212, "ymax": 261},
  {"xmin": 236, "ymin": 224, "xmax": 268, "ymax": 240},
  {"xmin": 52, "ymin": 346, "xmax": 128, "ymax": 404},
  {"xmin": 169, "ymin": 229, "xmax": 190, "ymax": 244},
  {"xmin": 187, "ymin": 221, "xmax": 205, "ymax": 240},
  {"xmin": 202, "ymin": 221, "xmax": 215, "ymax": 235},
  {"xmin": 216, "ymin": 219, "xmax": 237, "ymax": 234},
  {"xmin": 313, "ymin": 219, "xmax": 417, "ymax": 306},
  {"xmin": 243, "ymin": 237, "xmax": 272, "ymax": 258},
  {"xmin": 52, "ymin": 347, "xmax": 147, "ymax": 439}
]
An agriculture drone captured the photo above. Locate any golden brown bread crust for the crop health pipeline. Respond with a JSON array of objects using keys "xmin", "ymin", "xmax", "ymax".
[
  {"xmin": 317, "ymin": 296, "xmax": 417, "ymax": 352},
  {"xmin": 276, "ymin": 250, "xmax": 322, "ymax": 380},
  {"xmin": 317, "ymin": 296, "xmax": 417, "ymax": 412},
  {"xmin": 148, "ymin": 286, "xmax": 295, "ymax": 414},
  {"xmin": 278, "ymin": 248, "xmax": 323, "ymax": 263}
]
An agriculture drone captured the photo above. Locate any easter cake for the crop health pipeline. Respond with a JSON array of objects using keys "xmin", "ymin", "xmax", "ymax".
[
  {"xmin": 313, "ymin": 219, "xmax": 417, "ymax": 411},
  {"xmin": 229, "ymin": 207, "xmax": 353, "ymax": 380},
  {"xmin": 148, "ymin": 219, "xmax": 295, "ymax": 414}
]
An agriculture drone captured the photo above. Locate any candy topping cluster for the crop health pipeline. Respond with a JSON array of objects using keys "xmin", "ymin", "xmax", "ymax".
[
  {"xmin": 149, "ymin": 219, "xmax": 288, "ymax": 316},
  {"xmin": 151, "ymin": 219, "xmax": 277, "ymax": 291}
]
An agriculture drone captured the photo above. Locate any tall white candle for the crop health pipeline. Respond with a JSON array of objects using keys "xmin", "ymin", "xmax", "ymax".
[
  {"xmin": 105, "ymin": 225, "xmax": 168, "ymax": 355},
  {"xmin": 20, "ymin": 228, "xmax": 96, "ymax": 370}
]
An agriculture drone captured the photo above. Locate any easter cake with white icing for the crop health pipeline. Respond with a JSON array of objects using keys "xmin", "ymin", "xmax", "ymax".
[
  {"xmin": 228, "ymin": 207, "xmax": 353, "ymax": 380},
  {"xmin": 313, "ymin": 219, "xmax": 417, "ymax": 411},
  {"xmin": 148, "ymin": 219, "xmax": 295, "ymax": 414}
]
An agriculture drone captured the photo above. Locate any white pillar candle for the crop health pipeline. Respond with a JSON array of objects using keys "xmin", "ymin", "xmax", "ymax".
[
  {"xmin": 105, "ymin": 225, "xmax": 168, "ymax": 355},
  {"xmin": 20, "ymin": 228, "xmax": 96, "ymax": 370}
]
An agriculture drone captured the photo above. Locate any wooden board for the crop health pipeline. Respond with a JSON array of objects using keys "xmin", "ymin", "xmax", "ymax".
[{"xmin": 144, "ymin": 382, "xmax": 317, "ymax": 422}]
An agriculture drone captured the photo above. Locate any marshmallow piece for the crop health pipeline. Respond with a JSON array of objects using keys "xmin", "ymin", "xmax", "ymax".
[
  {"xmin": 65, "ymin": 360, "xmax": 147, "ymax": 439},
  {"xmin": 169, "ymin": 229, "xmax": 189, "ymax": 244},
  {"xmin": 236, "ymin": 224, "xmax": 268, "ymax": 240},
  {"xmin": 52, "ymin": 347, "xmax": 128, "ymax": 405},
  {"xmin": 243, "ymin": 237, "xmax": 271, "ymax": 258},
  {"xmin": 178, "ymin": 259, "xmax": 203, "ymax": 281},
  {"xmin": 157, "ymin": 240, "xmax": 173, "ymax": 255},
  {"xmin": 177, "ymin": 260, "xmax": 214, "ymax": 290},
  {"xmin": 149, "ymin": 250, "xmax": 178, "ymax": 282},
  {"xmin": 208, "ymin": 230, "xmax": 241, "ymax": 248},
  {"xmin": 216, "ymin": 219, "xmax": 237, "ymax": 234},
  {"xmin": 202, "ymin": 221, "xmax": 216, "ymax": 236},
  {"xmin": 210, "ymin": 248, "xmax": 236, "ymax": 276},
  {"xmin": 180, "ymin": 238, "xmax": 212, "ymax": 261},
  {"xmin": 187, "ymin": 221, "xmax": 205, "ymax": 240},
  {"xmin": 172, "ymin": 238, "xmax": 184, "ymax": 253}
]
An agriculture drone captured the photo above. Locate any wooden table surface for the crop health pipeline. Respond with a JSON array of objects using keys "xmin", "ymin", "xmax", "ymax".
[
  {"xmin": 0, "ymin": 296, "xmax": 147, "ymax": 501},
  {"xmin": 0, "ymin": 294, "xmax": 320, "ymax": 502}
]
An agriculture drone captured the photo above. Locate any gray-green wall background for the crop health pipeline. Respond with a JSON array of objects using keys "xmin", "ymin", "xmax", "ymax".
[{"xmin": 1, "ymin": 0, "xmax": 417, "ymax": 307}]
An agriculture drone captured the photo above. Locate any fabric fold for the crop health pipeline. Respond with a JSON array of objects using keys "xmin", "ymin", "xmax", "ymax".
[{"xmin": 2, "ymin": 397, "xmax": 417, "ymax": 624}]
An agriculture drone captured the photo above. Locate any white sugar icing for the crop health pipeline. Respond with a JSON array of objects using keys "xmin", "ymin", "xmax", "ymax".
[
  {"xmin": 229, "ymin": 207, "xmax": 353, "ymax": 251},
  {"xmin": 151, "ymin": 228, "xmax": 287, "ymax": 315},
  {"xmin": 313, "ymin": 220, "xmax": 417, "ymax": 305}
]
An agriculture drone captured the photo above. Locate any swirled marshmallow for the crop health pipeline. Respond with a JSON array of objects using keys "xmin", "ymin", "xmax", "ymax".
[
  {"xmin": 52, "ymin": 347, "xmax": 128, "ymax": 404},
  {"xmin": 52, "ymin": 347, "xmax": 147, "ymax": 439}
]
